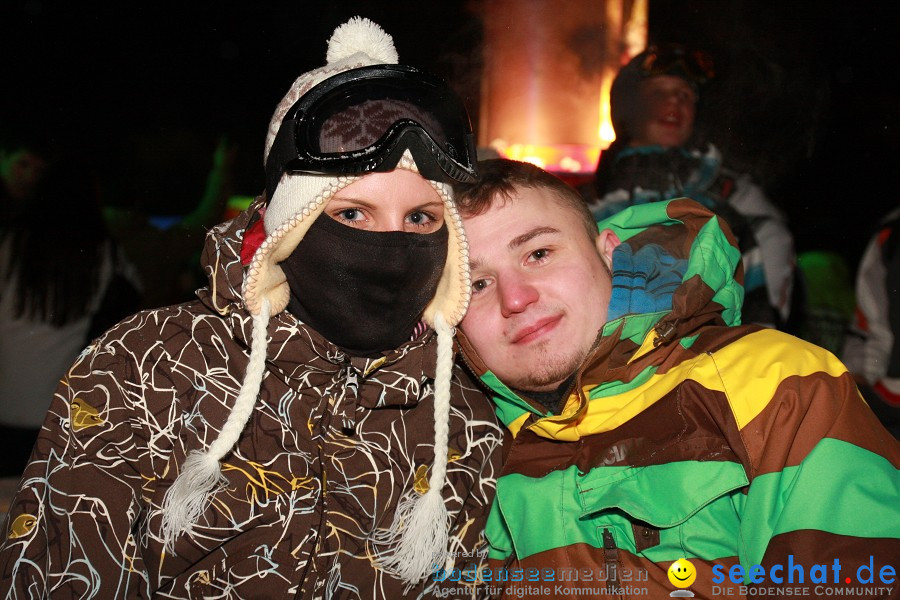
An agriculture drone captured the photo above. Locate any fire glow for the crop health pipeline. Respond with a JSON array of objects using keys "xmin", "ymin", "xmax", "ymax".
[
  {"xmin": 480, "ymin": 0, "xmax": 647, "ymax": 175},
  {"xmin": 495, "ymin": 144, "xmax": 601, "ymax": 174}
]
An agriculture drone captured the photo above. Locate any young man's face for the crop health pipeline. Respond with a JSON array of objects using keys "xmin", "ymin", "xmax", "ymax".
[
  {"xmin": 630, "ymin": 75, "xmax": 697, "ymax": 148},
  {"xmin": 460, "ymin": 187, "xmax": 617, "ymax": 392}
]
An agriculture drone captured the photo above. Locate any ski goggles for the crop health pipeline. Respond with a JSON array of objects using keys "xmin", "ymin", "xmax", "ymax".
[
  {"xmin": 265, "ymin": 64, "xmax": 477, "ymax": 200},
  {"xmin": 638, "ymin": 44, "xmax": 715, "ymax": 86}
]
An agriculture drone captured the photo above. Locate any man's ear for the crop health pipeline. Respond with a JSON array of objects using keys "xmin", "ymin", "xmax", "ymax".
[{"xmin": 596, "ymin": 229, "xmax": 621, "ymax": 269}]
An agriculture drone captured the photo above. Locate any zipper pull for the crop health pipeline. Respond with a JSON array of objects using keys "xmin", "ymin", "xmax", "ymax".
[
  {"xmin": 340, "ymin": 365, "xmax": 359, "ymax": 435},
  {"xmin": 653, "ymin": 320, "xmax": 678, "ymax": 347}
]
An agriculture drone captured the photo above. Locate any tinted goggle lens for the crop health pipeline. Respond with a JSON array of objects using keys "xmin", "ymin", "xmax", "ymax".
[{"xmin": 307, "ymin": 89, "xmax": 457, "ymax": 155}]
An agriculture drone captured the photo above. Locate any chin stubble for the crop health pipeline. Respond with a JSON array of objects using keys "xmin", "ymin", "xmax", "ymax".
[{"xmin": 512, "ymin": 339, "xmax": 591, "ymax": 392}]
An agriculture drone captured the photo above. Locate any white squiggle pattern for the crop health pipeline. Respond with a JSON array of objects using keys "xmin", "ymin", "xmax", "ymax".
[{"xmin": 0, "ymin": 199, "xmax": 503, "ymax": 599}]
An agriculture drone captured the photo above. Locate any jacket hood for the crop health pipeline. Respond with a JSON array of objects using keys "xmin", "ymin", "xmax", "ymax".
[
  {"xmin": 196, "ymin": 198, "xmax": 255, "ymax": 319},
  {"xmin": 459, "ymin": 197, "xmax": 744, "ymax": 434},
  {"xmin": 594, "ymin": 144, "xmax": 725, "ymax": 220}
]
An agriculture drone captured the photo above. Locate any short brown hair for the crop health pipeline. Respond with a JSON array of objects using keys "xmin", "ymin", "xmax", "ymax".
[{"xmin": 453, "ymin": 159, "xmax": 598, "ymax": 240}]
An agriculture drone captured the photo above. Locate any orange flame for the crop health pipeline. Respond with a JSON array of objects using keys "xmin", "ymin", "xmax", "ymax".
[
  {"xmin": 497, "ymin": 143, "xmax": 600, "ymax": 174},
  {"xmin": 599, "ymin": 0, "xmax": 647, "ymax": 148},
  {"xmin": 485, "ymin": 0, "xmax": 648, "ymax": 172}
]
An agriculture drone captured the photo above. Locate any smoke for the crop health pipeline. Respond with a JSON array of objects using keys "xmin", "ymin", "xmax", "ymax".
[{"xmin": 567, "ymin": 24, "xmax": 609, "ymax": 80}]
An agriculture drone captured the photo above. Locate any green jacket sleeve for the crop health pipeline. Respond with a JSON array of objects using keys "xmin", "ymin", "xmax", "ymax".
[{"xmin": 731, "ymin": 339, "xmax": 900, "ymax": 592}]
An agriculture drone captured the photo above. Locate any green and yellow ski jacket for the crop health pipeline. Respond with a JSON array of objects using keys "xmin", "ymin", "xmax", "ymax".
[{"xmin": 457, "ymin": 198, "xmax": 900, "ymax": 599}]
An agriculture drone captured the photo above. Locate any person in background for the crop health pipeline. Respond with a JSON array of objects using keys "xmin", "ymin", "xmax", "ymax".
[
  {"xmin": 455, "ymin": 159, "xmax": 898, "ymax": 599},
  {"xmin": 0, "ymin": 18, "xmax": 502, "ymax": 598},
  {"xmin": 0, "ymin": 126, "xmax": 50, "ymax": 225},
  {"xmin": 102, "ymin": 134, "xmax": 238, "ymax": 310},
  {"xmin": 843, "ymin": 206, "xmax": 900, "ymax": 437},
  {"xmin": 586, "ymin": 43, "xmax": 796, "ymax": 329},
  {"xmin": 0, "ymin": 145, "xmax": 140, "ymax": 478},
  {"xmin": 792, "ymin": 250, "xmax": 855, "ymax": 356}
]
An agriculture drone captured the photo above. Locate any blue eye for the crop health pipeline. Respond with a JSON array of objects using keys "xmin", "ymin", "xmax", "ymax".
[{"xmin": 406, "ymin": 211, "xmax": 438, "ymax": 228}]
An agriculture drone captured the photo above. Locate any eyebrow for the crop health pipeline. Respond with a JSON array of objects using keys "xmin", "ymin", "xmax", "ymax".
[
  {"xmin": 508, "ymin": 226, "xmax": 560, "ymax": 250},
  {"xmin": 330, "ymin": 198, "xmax": 444, "ymax": 212},
  {"xmin": 469, "ymin": 226, "xmax": 561, "ymax": 271},
  {"xmin": 416, "ymin": 200, "xmax": 446, "ymax": 212},
  {"xmin": 329, "ymin": 197, "xmax": 377, "ymax": 209}
]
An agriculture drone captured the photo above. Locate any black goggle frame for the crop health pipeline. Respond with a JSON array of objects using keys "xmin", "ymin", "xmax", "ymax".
[{"xmin": 265, "ymin": 65, "xmax": 477, "ymax": 201}]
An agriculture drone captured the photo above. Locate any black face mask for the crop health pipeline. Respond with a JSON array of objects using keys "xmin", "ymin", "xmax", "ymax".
[{"xmin": 281, "ymin": 215, "xmax": 449, "ymax": 356}]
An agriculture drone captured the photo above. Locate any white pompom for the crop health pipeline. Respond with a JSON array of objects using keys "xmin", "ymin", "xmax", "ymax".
[{"xmin": 326, "ymin": 17, "xmax": 399, "ymax": 65}]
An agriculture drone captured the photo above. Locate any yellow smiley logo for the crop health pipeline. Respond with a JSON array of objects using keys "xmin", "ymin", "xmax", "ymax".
[{"xmin": 667, "ymin": 558, "xmax": 697, "ymax": 588}]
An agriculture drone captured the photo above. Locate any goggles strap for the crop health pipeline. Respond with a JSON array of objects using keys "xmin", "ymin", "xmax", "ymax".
[{"xmin": 265, "ymin": 118, "xmax": 299, "ymax": 200}]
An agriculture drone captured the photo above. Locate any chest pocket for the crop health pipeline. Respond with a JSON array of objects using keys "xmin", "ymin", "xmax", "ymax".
[{"xmin": 576, "ymin": 460, "xmax": 748, "ymax": 560}]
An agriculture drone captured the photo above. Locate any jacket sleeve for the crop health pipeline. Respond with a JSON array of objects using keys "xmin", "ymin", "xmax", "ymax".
[
  {"xmin": 842, "ymin": 222, "xmax": 894, "ymax": 384},
  {"xmin": 728, "ymin": 176, "xmax": 796, "ymax": 324},
  {"xmin": 0, "ymin": 338, "xmax": 151, "ymax": 598},
  {"xmin": 724, "ymin": 332, "xmax": 900, "ymax": 591}
]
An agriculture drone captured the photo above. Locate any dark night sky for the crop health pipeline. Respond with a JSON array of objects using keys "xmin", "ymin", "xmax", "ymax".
[
  {"xmin": 3, "ymin": 1, "xmax": 899, "ymax": 267},
  {"xmin": 649, "ymin": 0, "xmax": 900, "ymax": 267},
  {"xmin": 2, "ymin": 2, "xmax": 480, "ymax": 208}
]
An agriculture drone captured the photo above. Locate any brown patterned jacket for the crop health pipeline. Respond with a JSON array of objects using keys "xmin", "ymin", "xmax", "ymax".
[{"xmin": 0, "ymin": 200, "xmax": 503, "ymax": 599}]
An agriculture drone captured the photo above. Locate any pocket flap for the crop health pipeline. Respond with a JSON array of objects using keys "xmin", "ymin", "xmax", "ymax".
[{"xmin": 577, "ymin": 460, "xmax": 748, "ymax": 528}]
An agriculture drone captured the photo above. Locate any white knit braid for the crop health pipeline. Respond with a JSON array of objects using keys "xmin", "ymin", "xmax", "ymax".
[
  {"xmin": 160, "ymin": 297, "xmax": 272, "ymax": 551},
  {"xmin": 372, "ymin": 311, "xmax": 454, "ymax": 585}
]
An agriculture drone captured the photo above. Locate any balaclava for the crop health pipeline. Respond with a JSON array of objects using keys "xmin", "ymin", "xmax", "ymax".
[
  {"xmin": 283, "ymin": 218, "xmax": 449, "ymax": 356},
  {"xmin": 161, "ymin": 17, "xmax": 472, "ymax": 586}
]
